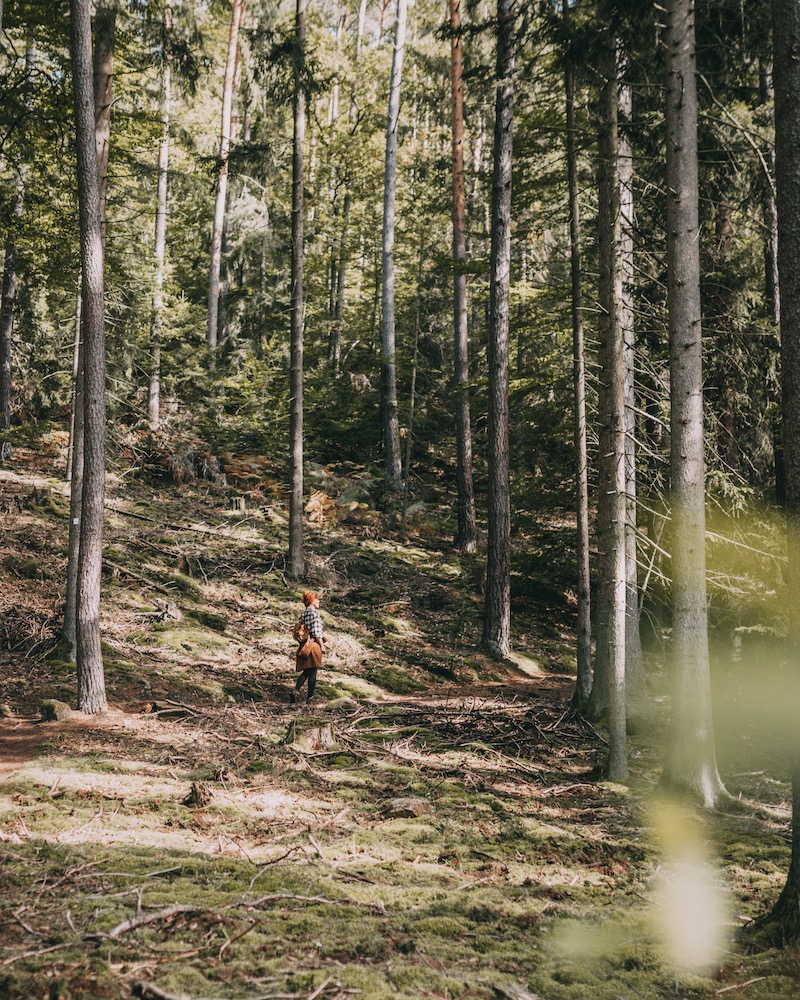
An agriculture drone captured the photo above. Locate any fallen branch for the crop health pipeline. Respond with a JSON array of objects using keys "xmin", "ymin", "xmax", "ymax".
[
  {"xmin": 104, "ymin": 559, "xmax": 174, "ymax": 596},
  {"xmin": 244, "ymin": 892, "xmax": 385, "ymax": 915},
  {"xmin": 714, "ymin": 978, "xmax": 766, "ymax": 996},
  {"xmin": 96, "ymin": 904, "xmax": 207, "ymax": 941}
]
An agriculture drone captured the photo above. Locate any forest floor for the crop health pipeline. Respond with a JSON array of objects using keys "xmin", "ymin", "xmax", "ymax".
[{"xmin": 0, "ymin": 428, "xmax": 797, "ymax": 1000}]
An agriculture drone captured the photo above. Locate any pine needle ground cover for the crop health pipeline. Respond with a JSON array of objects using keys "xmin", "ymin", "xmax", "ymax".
[{"xmin": 0, "ymin": 440, "xmax": 797, "ymax": 1000}]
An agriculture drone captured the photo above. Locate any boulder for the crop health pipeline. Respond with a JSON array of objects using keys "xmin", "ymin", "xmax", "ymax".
[{"xmin": 41, "ymin": 699, "xmax": 72, "ymax": 722}]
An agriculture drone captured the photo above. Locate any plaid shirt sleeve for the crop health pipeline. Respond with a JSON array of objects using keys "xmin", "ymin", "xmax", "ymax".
[{"xmin": 301, "ymin": 606, "xmax": 324, "ymax": 640}]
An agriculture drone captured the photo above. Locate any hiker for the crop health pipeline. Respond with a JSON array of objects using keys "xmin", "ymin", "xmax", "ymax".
[{"xmin": 291, "ymin": 590, "xmax": 327, "ymax": 704}]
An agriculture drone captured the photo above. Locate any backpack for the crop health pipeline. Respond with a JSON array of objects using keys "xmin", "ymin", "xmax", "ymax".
[{"xmin": 292, "ymin": 618, "xmax": 309, "ymax": 645}]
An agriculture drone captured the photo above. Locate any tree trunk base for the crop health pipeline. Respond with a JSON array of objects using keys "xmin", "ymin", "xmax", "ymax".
[{"xmin": 742, "ymin": 886, "xmax": 800, "ymax": 948}]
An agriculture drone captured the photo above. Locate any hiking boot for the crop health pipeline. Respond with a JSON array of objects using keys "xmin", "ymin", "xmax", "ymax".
[{"xmin": 290, "ymin": 690, "xmax": 297, "ymax": 705}]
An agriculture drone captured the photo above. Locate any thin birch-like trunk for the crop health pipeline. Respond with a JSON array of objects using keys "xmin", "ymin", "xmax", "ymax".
[
  {"xmin": 450, "ymin": 0, "xmax": 477, "ymax": 554},
  {"xmin": 481, "ymin": 0, "xmax": 515, "ymax": 660},
  {"xmin": 208, "ymin": 0, "xmax": 244, "ymax": 352},
  {"xmin": 288, "ymin": 0, "xmax": 306, "ymax": 581},
  {"xmin": 661, "ymin": 0, "xmax": 726, "ymax": 806},
  {"xmin": 148, "ymin": 0, "xmax": 172, "ymax": 430},
  {"xmin": 618, "ymin": 59, "xmax": 649, "ymax": 726},
  {"xmin": 380, "ymin": 0, "xmax": 407, "ymax": 489},
  {"xmin": 564, "ymin": 6, "xmax": 591, "ymax": 710},
  {"xmin": 70, "ymin": 0, "xmax": 108, "ymax": 714},
  {"xmin": 592, "ymin": 38, "xmax": 627, "ymax": 779}
]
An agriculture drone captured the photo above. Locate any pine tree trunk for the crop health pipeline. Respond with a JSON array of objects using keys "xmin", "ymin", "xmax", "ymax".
[
  {"xmin": 0, "ymin": 241, "xmax": 16, "ymax": 437},
  {"xmin": 148, "ymin": 0, "xmax": 172, "ymax": 430},
  {"xmin": 288, "ymin": 0, "xmax": 306, "ymax": 581},
  {"xmin": 208, "ymin": 0, "xmax": 244, "ymax": 352},
  {"xmin": 380, "ymin": 0, "xmax": 407, "ymax": 490},
  {"xmin": 564, "ymin": 5, "xmax": 591, "ymax": 710},
  {"xmin": 590, "ymin": 38, "xmax": 627, "ymax": 778},
  {"xmin": 450, "ymin": 0, "xmax": 477, "ymax": 554},
  {"xmin": 0, "ymin": 43, "xmax": 35, "ymax": 457},
  {"xmin": 330, "ymin": 0, "xmax": 367, "ymax": 374},
  {"xmin": 70, "ymin": 0, "xmax": 108, "ymax": 714},
  {"xmin": 481, "ymin": 0, "xmax": 515, "ymax": 660},
  {"xmin": 618, "ymin": 62, "xmax": 650, "ymax": 727},
  {"xmin": 63, "ymin": 307, "xmax": 84, "ymax": 660},
  {"xmin": 763, "ymin": 0, "xmax": 800, "ymax": 943},
  {"xmin": 661, "ymin": 0, "xmax": 725, "ymax": 806},
  {"xmin": 93, "ymin": 8, "xmax": 114, "ymax": 253}
]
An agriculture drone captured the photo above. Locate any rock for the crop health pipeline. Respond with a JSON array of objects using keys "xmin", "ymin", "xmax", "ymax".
[
  {"xmin": 323, "ymin": 696, "xmax": 358, "ymax": 714},
  {"xmin": 0, "ymin": 703, "xmax": 13, "ymax": 717},
  {"xmin": 386, "ymin": 797, "xmax": 433, "ymax": 819},
  {"xmin": 41, "ymin": 699, "xmax": 72, "ymax": 722}
]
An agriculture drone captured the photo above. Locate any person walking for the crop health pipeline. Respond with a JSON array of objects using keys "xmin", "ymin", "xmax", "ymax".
[{"xmin": 291, "ymin": 590, "xmax": 326, "ymax": 704}]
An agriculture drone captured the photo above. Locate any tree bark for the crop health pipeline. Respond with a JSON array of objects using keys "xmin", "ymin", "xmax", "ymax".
[
  {"xmin": 148, "ymin": 0, "xmax": 172, "ymax": 430},
  {"xmin": 208, "ymin": 0, "xmax": 244, "ymax": 352},
  {"xmin": 380, "ymin": 0, "xmax": 408, "ymax": 490},
  {"xmin": 481, "ymin": 0, "xmax": 515, "ymax": 660},
  {"xmin": 93, "ymin": 8, "xmax": 115, "ymax": 254},
  {"xmin": 70, "ymin": 0, "xmax": 108, "ymax": 714},
  {"xmin": 329, "ymin": 0, "xmax": 367, "ymax": 373},
  {"xmin": 761, "ymin": 0, "xmax": 800, "ymax": 944},
  {"xmin": 564, "ymin": 3, "xmax": 591, "ymax": 711},
  {"xmin": 450, "ymin": 0, "xmax": 478, "ymax": 554},
  {"xmin": 288, "ymin": 0, "xmax": 306, "ymax": 581},
  {"xmin": 0, "ymin": 42, "xmax": 35, "ymax": 457},
  {"xmin": 590, "ymin": 37, "xmax": 627, "ymax": 779},
  {"xmin": 618, "ymin": 56, "xmax": 650, "ymax": 727},
  {"xmin": 65, "ymin": 11, "xmax": 114, "ymax": 664},
  {"xmin": 660, "ymin": 0, "xmax": 725, "ymax": 806}
]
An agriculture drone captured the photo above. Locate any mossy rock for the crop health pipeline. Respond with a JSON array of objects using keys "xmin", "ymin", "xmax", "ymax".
[
  {"xmin": 3, "ymin": 554, "xmax": 41, "ymax": 578},
  {"xmin": 163, "ymin": 572, "xmax": 204, "ymax": 600},
  {"xmin": 190, "ymin": 609, "xmax": 228, "ymax": 632},
  {"xmin": 41, "ymin": 699, "xmax": 72, "ymax": 721},
  {"xmin": 365, "ymin": 667, "xmax": 426, "ymax": 695}
]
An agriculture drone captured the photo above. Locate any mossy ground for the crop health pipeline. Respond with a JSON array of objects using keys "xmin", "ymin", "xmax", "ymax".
[{"xmin": 0, "ymin": 440, "xmax": 798, "ymax": 998}]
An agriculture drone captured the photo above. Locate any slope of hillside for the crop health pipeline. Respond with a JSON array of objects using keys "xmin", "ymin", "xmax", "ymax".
[{"xmin": 0, "ymin": 434, "xmax": 796, "ymax": 1000}]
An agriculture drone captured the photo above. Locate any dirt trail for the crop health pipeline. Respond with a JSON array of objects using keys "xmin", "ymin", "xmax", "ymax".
[{"xmin": 0, "ymin": 716, "xmax": 47, "ymax": 786}]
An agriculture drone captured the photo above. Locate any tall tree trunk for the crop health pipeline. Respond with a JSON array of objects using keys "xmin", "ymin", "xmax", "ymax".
[
  {"xmin": 65, "ymin": 10, "xmax": 114, "ymax": 662},
  {"xmin": 661, "ymin": 0, "xmax": 725, "ymax": 806},
  {"xmin": 330, "ymin": 0, "xmax": 368, "ymax": 373},
  {"xmin": 0, "ymin": 241, "xmax": 17, "ymax": 440},
  {"xmin": 380, "ymin": 0, "xmax": 407, "ymax": 490},
  {"xmin": 288, "ymin": 0, "xmax": 306, "ymax": 581},
  {"xmin": 590, "ymin": 37, "xmax": 627, "ymax": 779},
  {"xmin": 481, "ymin": 0, "xmax": 515, "ymax": 660},
  {"xmin": 64, "ymin": 291, "xmax": 84, "ymax": 658},
  {"xmin": 94, "ymin": 8, "xmax": 114, "ymax": 253},
  {"xmin": 148, "ymin": 0, "xmax": 172, "ymax": 430},
  {"xmin": 450, "ymin": 0, "xmax": 477, "ymax": 554},
  {"xmin": 618, "ymin": 58, "xmax": 650, "ymax": 727},
  {"xmin": 70, "ymin": 0, "xmax": 108, "ymax": 714},
  {"xmin": 208, "ymin": 0, "xmax": 244, "ymax": 352},
  {"xmin": 761, "ymin": 0, "xmax": 800, "ymax": 944},
  {"xmin": 760, "ymin": 62, "xmax": 783, "ymax": 504},
  {"xmin": 0, "ymin": 42, "xmax": 35, "ymax": 458},
  {"xmin": 564, "ymin": 4, "xmax": 591, "ymax": 711}
]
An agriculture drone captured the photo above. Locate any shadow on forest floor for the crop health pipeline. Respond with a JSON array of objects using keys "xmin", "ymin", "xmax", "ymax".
[{"xmin": 0, "ymin": 440, "xmax": 798, "ymax": 999}]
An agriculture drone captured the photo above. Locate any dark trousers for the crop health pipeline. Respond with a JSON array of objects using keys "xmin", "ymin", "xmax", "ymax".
[{"xmin": 295, "ymin": 668, "xmax": 317, "ymax": 699}]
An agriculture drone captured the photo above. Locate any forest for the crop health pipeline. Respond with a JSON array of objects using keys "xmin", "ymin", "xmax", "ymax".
[{"xmin": 1, "ymin": 0, "xmax": 800, "ymax": 997}]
